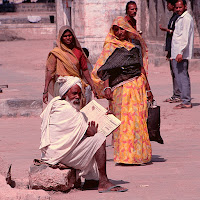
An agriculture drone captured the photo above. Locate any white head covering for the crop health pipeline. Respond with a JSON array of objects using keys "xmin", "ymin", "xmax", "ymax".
[{"xmin": 56, "ymin": 76, "xmax": 82, "ymax": 97}]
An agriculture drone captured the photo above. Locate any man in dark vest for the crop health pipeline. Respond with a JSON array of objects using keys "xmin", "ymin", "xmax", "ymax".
[{"xmin": 160, "ymin": 0, "xmax": 181, "ymax": 103}]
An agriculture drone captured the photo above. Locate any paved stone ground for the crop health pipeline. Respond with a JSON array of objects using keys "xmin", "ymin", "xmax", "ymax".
[{"xmin": 0, "ymin": 40, "xmax": 200, "ymax": 199}]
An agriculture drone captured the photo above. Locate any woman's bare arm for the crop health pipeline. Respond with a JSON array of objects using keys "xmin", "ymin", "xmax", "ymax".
[
  {"xmin": 82, "ymin": 69, "xmax": 98, "ymax": 98},
  {"xmin": 103, "ymin": 79, "xmax": 113, "ymax": 101},
  {"xmin": 43, "ymin": 54, "xmax": 56, "ymax": 104},
  {"xmin": 141, "ymin": 67, "xmax": 154, "ymax": 102},
  {"xmin": 43, "ymin": 69, "xmax": 53, "ymax": 104}
]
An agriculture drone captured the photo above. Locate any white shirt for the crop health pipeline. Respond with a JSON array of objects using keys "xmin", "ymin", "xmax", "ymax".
[{"xmin": 171, "ymin": 11, "xmax": 194, "ymax": 59}]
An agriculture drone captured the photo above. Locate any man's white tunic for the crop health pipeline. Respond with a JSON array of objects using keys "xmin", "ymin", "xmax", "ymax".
[
  {"xmin": 40, "ymin": 97, "xmax": 106, "ymax": 179},
  {"xmin": 171, "ymin": 11, "xmax": 194, "ymax": 59}
]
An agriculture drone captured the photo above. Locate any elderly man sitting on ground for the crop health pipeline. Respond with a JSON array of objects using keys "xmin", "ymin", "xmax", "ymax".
[{"xmin": 39, "ymin": 76, "xmax": 128, "ymax": 193}]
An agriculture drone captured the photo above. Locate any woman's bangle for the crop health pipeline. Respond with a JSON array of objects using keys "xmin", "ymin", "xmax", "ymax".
[
  {"xmin": 43, "ymin": 91, "xmax": 48, "ymax": 95},
  {"xmin": 103, "ymin": 87, "xmax": 111, "ymax": 92}
]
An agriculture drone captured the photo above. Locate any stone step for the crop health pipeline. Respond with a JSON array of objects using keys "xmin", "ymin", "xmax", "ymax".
[
  {"xmin": 0, "ymin": 15, "xmax": 56, "ymax": 24},
  {"xmin": 147, "ymin": 41, "xmax": 200, "ymax": 59},
  {"xmin": 147, "ymin": 41, "xmax": 166, "ymax": 57},
  {"xmin": 0, "ymin": 11, "xmax": 56, "ymax": 24},
  {"xmin": 0, "ymin": 2, "xmax": 55, "ymax": 13},
  {"xmin": 15, "ymin": 3, "xmax": 55, "ymax": 13},
  {"xmin": 148, "ymin": 54, "xmax": 168, "ymax": 67},
  {"xmin": 0, "ymin": 99, "xmax": 42, "ymax": 118},
  {"xmin": 0, "ymin": 23, "xmax": 56, "ymax": 40}
]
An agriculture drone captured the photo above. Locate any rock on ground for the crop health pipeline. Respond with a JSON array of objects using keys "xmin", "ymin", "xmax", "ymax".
[{"xmin": 29, "ymin": 164, "xmax": 75, "ymax": 192}]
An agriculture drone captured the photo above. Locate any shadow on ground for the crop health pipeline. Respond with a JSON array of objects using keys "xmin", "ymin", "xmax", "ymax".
[
  {"xmin": 151, "ymin": 155, "xmax": 166, "ymax": 163},
  {"xmin": 192, "ymin": 103, "xmax": 200, "ymax": 107},
  {"xmin": 110, "ymin": 179, "xmax": 130, "ymax": 185}
]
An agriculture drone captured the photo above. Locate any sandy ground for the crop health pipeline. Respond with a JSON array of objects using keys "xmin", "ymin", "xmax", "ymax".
[{"xmin": 0, "ymin": 40, "xmax": 200, "ymax": 200}]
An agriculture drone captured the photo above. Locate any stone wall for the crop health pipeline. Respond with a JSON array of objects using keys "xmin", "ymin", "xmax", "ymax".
[
  {"xmin": 72, "ymin": 0, "xmax": 137, "ymax": 63},
  {"xmin": 190, "ymin": 0, "xmax": 200, "ymax": 45}
]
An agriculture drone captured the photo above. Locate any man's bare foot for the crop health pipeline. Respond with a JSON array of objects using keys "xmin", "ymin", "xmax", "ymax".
[
  {"xmin": 66, "ymin": 168, "xmax": 76, "ymax": 190},
  {"xmin": 98, "ymin": 181, "xmax": 128, "ymax": 193}
]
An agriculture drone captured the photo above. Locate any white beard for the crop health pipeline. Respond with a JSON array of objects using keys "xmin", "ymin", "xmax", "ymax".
[{"xmin": 65, "ymin": 96, "xmax": 81, "ymax": 111}]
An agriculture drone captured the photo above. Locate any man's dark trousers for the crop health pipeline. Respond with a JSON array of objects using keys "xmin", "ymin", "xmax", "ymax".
[
  {"xmin": 171, "ymin": 59, "xmax": 191, "ymax": 105},
  {"xmin": 169, "ymin": 60, "xmax": 181, "ymax": 99}
]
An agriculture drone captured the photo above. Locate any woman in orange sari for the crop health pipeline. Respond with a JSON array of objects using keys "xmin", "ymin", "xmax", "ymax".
[
  {"xmin": 92, "ymin": 16, "xmax": 153, "ymax": 164},
  {"xmin": 43, "ymin": 26, "xmax": 96, "ymax": 105}
]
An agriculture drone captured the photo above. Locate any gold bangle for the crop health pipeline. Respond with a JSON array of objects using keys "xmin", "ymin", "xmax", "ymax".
[{"xmin": 103, "ymin": 87, "xmax": 111, "ymax": 92}]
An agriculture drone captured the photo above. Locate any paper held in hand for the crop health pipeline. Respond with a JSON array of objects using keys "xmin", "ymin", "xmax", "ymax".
[{"xmin": 80, "ymin": 100, "xmax": 121, "ymax": 137}]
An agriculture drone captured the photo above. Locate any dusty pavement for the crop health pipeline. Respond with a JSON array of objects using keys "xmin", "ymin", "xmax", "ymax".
[{"xmin": 0, "ymin": 40, "xmax": 200, "ymax": 200}]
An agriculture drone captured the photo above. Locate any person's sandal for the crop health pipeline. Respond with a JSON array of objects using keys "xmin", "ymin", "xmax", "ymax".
[
  {"xmin": 173, "ymin": 103, "xmax": 192, "ymax": 109},
  {"xmin": 163, "ymin": 97, "xmax": 174, "ymax": 102},
  {"xmin": 169, "ymin": 97, "xmax": 182, "ymax": 103}
]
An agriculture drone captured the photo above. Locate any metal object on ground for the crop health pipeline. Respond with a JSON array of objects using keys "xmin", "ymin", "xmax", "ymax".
[{"xmin": 0, "ymin": 84, "xmax": 8, "ymax": 93}]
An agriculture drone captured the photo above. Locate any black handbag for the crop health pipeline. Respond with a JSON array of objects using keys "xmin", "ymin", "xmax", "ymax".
[{"xmin": 147, "ymin": 102, "xmax": 164, "ymax": 144}]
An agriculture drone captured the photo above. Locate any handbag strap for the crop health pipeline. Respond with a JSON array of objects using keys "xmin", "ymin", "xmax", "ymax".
[{"xmin": 148, "ymin": 100, "xmax": 157, "ymax": 108}]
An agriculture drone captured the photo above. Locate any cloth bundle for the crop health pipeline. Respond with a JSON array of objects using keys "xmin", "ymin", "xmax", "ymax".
[{"xmin": 97, "ymin": 47, "xmax": 142, "ymax": 88}]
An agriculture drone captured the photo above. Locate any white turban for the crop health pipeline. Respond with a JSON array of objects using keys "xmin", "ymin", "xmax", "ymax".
[{"xmin": 56, "ymin": 76, "xmax": 82, "ymax": 97}]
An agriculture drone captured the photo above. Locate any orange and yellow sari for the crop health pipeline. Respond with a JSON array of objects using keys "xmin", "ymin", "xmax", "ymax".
[
  {"xmin": 46, "ymin": 26, "xmax": 88, "ymax": 105},
  {"xmin": 92, "ymin": 16, "xmax": 152, "ymax": 164}
]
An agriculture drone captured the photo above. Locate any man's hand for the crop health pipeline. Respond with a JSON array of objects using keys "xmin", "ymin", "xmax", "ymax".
[
  {"xmin": 176, "ymin": 54, "xmax": 183, "ymax": 63},
  {"xmin": 86, "ymin": 121, "xmax": 98, "ymax": 137},
  {"xmin": 166, "ymin": 52, "xmax": 170, "ymax": 61},
  {"xmin": 159, "ymin": 24, "xmax": 167, "ymax": 32},
  {"xmin": 43, "ymin": 92, "xmax": 48, "ymax": 104}
]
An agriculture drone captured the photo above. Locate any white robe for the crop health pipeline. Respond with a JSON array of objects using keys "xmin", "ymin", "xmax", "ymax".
[{"xmin": 40, "ymin": 97, "xmax": 106, "ymax": 179}]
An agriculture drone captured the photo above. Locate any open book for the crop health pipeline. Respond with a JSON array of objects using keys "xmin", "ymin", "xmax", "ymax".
[{"xmin": 80, "ymin": 100, "xmax": 121, "ymax": 137}]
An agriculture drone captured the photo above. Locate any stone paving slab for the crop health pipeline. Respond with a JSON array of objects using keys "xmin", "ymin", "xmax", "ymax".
[
  {"xmin": 0, "ymin": 39, "xmax": 53, "ymax": 117},
  {"xmin": 0, "ymin": 107, "xmax": 200, "ymax": 200}
]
